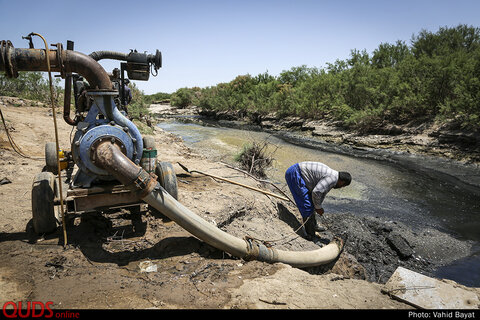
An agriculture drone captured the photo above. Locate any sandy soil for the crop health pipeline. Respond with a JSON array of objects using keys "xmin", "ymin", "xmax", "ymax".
[{"xmin": 0, "ymin": 98, "xmax": 477, "ymax": 310}]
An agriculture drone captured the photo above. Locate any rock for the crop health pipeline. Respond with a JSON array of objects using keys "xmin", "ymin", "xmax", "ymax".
[
  {"xmin": 260, "ymin": 120, "xmax": 275, "ymax": 129},
  {"xmin": 383, "ymin": 266, "xmax": 480, "ymax": 309},
  {"xmin": 330, "ymin": 252, "xmax": 367, "ymax": 280},
  {"xmin": 259, "ymin": 112, "xmax": 279, "ymax": 122},
  {"xmin": 138, "ymin": 261, "xmax": 158, "ymax": 273},
  {"xmin": 279, "ymin": 117, "xmax": 304, "ymax": 128},
  {"xmin": 386, "ymin": 232, "xmax": 414, "ymax": 259},
  {"xmin": 0, "ymin": 177, "xmax": 12, "ymax": 185}
]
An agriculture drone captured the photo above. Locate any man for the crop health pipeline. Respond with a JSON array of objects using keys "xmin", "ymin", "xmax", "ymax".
[
  {"xmin": 285, "ymin": 161, "xmax": 351, "ymax": 239},
  {"xmin": 122, "ymin": 79, "xmax": 133, "ymax": 113}
]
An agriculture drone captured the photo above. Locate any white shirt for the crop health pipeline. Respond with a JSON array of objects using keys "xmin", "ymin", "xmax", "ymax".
[{"xmin": 298, "ymin": 161, "xmax": 339, "ymax": 209}]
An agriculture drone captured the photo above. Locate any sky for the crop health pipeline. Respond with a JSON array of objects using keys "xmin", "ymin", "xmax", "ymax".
[{"xmin": 1, "ymin": 0, "xmax": 480, "ymax": 95}]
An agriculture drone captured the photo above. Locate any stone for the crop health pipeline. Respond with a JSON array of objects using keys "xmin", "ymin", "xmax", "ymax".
[
  {"xmin": 386, "ymin": 232, "xmax": 414, "ymax": 259},
  {"xmin": 383, "ymin": 267, "xmax": 480, "ymax": 309}
]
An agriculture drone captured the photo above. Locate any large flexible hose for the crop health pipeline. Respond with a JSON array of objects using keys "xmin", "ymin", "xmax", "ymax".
[{"xmin": 95, "ymin": 141, "xmax": 344, "ymax": 268}]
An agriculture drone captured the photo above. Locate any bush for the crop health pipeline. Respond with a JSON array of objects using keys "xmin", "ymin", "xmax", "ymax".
[
  {"xmin": 0, "ymin": 71, "xmax": 62, "ymax": 103},
  {"xmin": 171, "ymin": 87, "xmax": 194, "ymax": 108},
  {"xmin": 153, "ymin": 25, "xmax": 480, "ymax": 132},
  {"xmin": 234, "ymin": 140, "xmax": 276, "ymax": 178}
]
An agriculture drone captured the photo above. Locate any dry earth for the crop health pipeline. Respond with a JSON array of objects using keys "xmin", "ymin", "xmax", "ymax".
[{"xmin": 0, "ymin": 97, "xmax": 478, "ymax": 310}]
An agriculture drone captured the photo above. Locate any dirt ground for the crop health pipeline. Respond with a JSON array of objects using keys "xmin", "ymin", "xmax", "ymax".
[{"xmin": 0, "ymin": 98, "xmax": 478, "ymax": 310}]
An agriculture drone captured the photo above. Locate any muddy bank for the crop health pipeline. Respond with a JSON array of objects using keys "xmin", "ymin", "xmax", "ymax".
[
  {"xmin": 149, "ymin": 103, "xmax": 478, "ymax": 286},
  {"xmin": 0, "ymin": 99, "xmax": 478, "ymax": 310},
  {"xmin": 195, "ymin": 107, "xmax": 480, "ymax": 165},
  {"xmin": 150, "ymin": 104, "xmax": 480, "ymax": 192}
]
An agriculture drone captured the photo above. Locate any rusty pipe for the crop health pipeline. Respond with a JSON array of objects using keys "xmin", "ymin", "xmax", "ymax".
[
  {"xmin": 89, "ymin": 50, "xmax": 129, "ymax": 62},
  {"xmin": 63, "ymin": 74, "xmax": 78, "ymax": 125},
  {"xmin": 94, "ymin": 140, "xmax": 144, "ymax": 187},
  {"xmin": 0, "ymin": 46, "xmax": 112, "ymax": 90},
  {"xmin": 94, "ymin": 141, "xmax": 344, "ymax": 268}
]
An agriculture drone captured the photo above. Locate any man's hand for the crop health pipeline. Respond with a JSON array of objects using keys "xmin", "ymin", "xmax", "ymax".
[{"xmin": 315, "ymin": 208, "xmax": 324, "ymax": 216}]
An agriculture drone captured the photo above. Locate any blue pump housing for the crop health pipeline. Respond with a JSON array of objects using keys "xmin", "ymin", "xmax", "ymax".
[{"xmin": 71, "ymin": 91, "xmax": 143, "ymax": 187}]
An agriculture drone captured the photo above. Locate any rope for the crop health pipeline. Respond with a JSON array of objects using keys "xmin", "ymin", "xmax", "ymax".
[
  {"xmin": 219, "ymin": 162, "xmax": 334, "ymax": 245},
  {"xmin": 0, "ymin": 106, "xmax": 43, "ymax": 160},
  {"xmin": 243, "ymin": 215, "xmax": 314, "ymax": 247},
  {"xmin": 30, "ymin": 33, "xmax": 68, "ymax": 247}
]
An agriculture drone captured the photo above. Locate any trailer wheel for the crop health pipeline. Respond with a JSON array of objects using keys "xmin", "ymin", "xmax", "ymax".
[
  {"xmin": 31, "ymin": 172, "xmax": 57, "ymax": 234},
  {"xmin": 156, "ymin": 161, "xmax": 178, "ymax": 200},
  {"xmin": 45, "ymin": 142, "xmax": 58, "ymax": 174},
  {"xmin": 149, "ymin": 162, "xmax": 178, "ymax": 221}
]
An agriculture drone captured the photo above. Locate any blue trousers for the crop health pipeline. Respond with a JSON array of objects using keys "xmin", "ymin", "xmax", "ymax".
[{"xmin": 285, "ymin": 163, "xmax": 314, "ymax": 218}]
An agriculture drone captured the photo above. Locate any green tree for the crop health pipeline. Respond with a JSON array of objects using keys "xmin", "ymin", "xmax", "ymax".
[{"xmin": 171, "ymin": 87, "xmax": 195, "ymax": 108}]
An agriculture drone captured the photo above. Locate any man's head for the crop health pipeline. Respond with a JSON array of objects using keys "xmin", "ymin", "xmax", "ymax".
[
  {"xmin": 335, "ymin": 171, "xmax": 351, "ymax": 188},
  {"xmin": 112, "ymin": 68, "xmax": 120, "ymax": 79}
]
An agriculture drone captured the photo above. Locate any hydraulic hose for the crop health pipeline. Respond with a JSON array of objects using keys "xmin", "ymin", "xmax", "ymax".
[{"xmin": 94, "ymin": 141, "xmax": 344, "ymax": 268}]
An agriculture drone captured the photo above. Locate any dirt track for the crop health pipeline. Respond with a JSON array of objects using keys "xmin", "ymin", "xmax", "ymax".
[{"xmin": 0, "ymin": 98, "xmax": 478, "ymax": 309}]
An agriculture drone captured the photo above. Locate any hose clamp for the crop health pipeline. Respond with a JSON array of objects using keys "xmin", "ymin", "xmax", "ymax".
[
  {"xmin": 243, "ymin": 236, "xmax": 277, "ymax": 263},
  {"xmin": 129, "ymin": 169, "xmax": 158, "ymax": 198}
]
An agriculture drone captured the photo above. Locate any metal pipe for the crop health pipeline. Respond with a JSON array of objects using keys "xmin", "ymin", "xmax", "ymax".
[
  {"xmin": 0, "ymin": 46, "xmax": 112, "ymax": 90},
  {"xmin": 89, "ymin": 49, "xmax": 162, "ymax": 69},
  {"xmin": 63, "ymin": 74, "xmax": 77, "ymax": 125},
  {"xmin": 94, "ymin": 141, "xmax": 344, "ymax": 268},
  {"xmin": 89, "ymin": 50, "xmax": 128, "ymax": 62}
]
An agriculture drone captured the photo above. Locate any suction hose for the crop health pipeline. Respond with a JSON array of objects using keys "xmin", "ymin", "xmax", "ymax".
[{"xmin": 94, "ymin": 141, "xmax": 344, "ymax": 268}]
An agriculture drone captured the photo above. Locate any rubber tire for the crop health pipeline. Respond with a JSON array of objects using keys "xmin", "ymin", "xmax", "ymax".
[
  {"xmin": 31, "ymin": 172, "xmax": 57, "ymax": 234},
  {"xmin": 45, "ymin": 142, "xmax": 58, "ymax": 174},
  {"xmin": 143, "ymin": 136, "xmax": 156, "ymax": 150},
  {"xmin": 155, "ymin": 161, "xmax": 178, "ymax": 200}
]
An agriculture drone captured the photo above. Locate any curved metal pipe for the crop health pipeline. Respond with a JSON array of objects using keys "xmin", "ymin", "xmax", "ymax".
[
  {"xmin": 89, "ymin": 49, "xmax": 162, "ymax": 70},
  {"xmin": 88, "ymin": 92, "xmax": 144, "ymax": 164},
  {"xmin": 94, "ymin": 141, "xmax": 344, "ymax": 268},
  {"xmin": 63, "ymin": 74, "xmax": 78, "ymax": 125},
  {"xmin": 89, "ymin": 50, "xmax": 128, "ymax": 62},
  {"xmin": 0, "ymin": 46, "xmax": 112, "ymax": 90}
]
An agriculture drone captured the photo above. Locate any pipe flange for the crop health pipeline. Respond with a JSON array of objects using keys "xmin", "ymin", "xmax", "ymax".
[
  {"xmin": 1, "ymin": 40, "xmax": 18, "ymax": 78},
  {"xmin": 0, "ymin": 41, "xmax": 5, "ymax": 74},
  {"xmin": 89, "ymin": 136, "xmax": 127, "ymax": 164},
  {"xmin": 54, "ymin": 43, "xmax": 65, "ymax": 78}
]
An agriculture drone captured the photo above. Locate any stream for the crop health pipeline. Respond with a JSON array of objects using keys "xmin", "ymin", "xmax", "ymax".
[{"xmin": 156, "ymin": 117, "xmax": 480, "ymax": 287}]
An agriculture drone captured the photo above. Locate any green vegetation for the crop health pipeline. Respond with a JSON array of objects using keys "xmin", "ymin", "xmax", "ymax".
[
  {"xmin": 142, "ymin": 91, "xmax": 171, "ymax": 105},
  {"xmin": 128, "ymin": 88, "xmax": 171, "ymax": 119},
  {"xmin": 170, "ymin": 25, "xmax": 480, "ymax": 133},
  {"xmin": 0, "ymin": 71, "xmax": 63, "ymax": 103}
]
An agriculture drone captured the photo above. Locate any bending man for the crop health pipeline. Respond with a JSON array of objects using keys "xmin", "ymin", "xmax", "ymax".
[{"xmin": 285, "ymin": 161, "xmax": 351, "ymax": 239}]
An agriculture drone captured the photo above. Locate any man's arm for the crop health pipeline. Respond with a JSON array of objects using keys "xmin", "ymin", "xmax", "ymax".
[
  {"xmin": 311, "ymin": 174, "xmax": 336, "ymax": 213},
  {"xmin": 311, "ymin": 190, "xmax": 326, "ymax": 211}
]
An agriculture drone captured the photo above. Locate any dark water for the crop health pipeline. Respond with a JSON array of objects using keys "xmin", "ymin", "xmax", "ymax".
[{"xmin": 157, "ymin": 119, "xmax": 480, "ymax": 287}]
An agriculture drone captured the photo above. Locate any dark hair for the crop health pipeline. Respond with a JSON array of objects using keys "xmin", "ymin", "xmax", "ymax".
[{"xmin": 338, "ymin": 172, "xmax": 352, "ymax": 186}]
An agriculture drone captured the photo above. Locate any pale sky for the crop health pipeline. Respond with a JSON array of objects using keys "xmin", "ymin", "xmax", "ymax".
[{"xmin": 1, "ymin": 0, "xmax": 480, "ymax": 94}]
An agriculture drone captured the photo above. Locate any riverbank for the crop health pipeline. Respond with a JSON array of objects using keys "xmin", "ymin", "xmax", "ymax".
[
  {"xmin": 0, "ymin": 98, "xmax": 478, "ymax": 310},
  {"xmin": 150, "ymin": 103, "xmax": 480, "ymax": 190},
  {"xmin": 151, "ymin": 105, "xmax": 480, "ymax": 282},
  {"xmin": 152, "ymin": 103, "xmax": 479, "ymax": 162}
]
